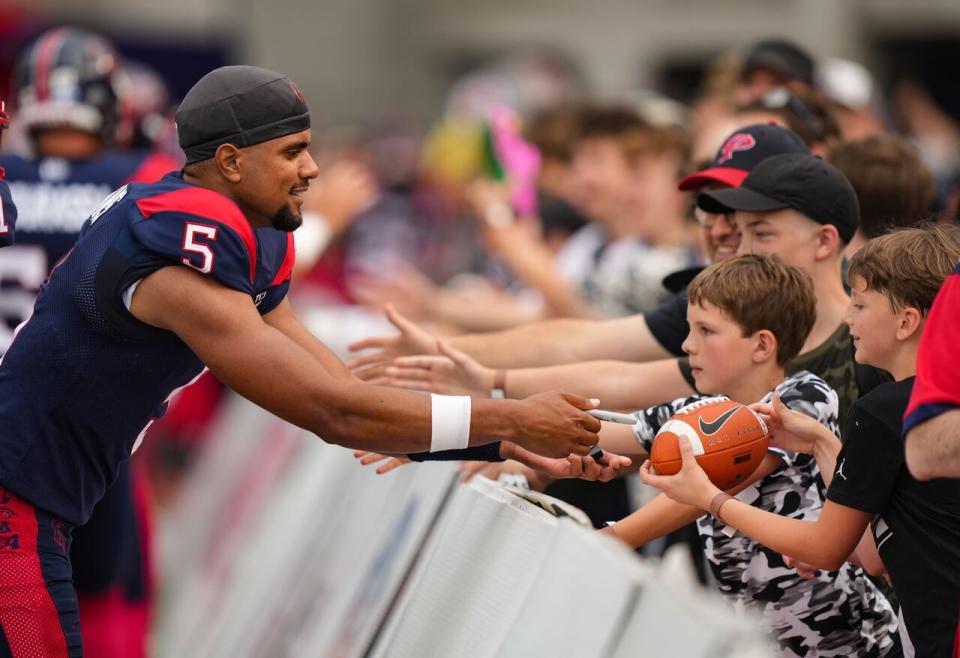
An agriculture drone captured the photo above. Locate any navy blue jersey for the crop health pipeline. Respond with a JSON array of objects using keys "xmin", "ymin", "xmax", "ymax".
[
  {"xmin": 0, "ymin": 178, "xmax": 16, "ymax": 247},
  {"xmin": 0, "ymin": 150, "xmax": 176, "ymax": 353},
  {"xmin": 0, "ymin": 171, "xmax": 295, "ymax": 525}
]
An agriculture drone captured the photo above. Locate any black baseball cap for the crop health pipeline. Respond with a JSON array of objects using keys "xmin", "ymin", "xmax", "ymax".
[
  {"xmin": 677, "ymin": 123, "xmax": 809, "ymax": 191},
  {"xmin": 176, "ymin": 65, "xmax": 310, "ymax": 164},
  {"xmin": 741, "ymin": 39, "xmax": 815, "ymax": 86},
  {"xmin": 697, "ymin": 153, "xmax": 859, "ymax": 243}
]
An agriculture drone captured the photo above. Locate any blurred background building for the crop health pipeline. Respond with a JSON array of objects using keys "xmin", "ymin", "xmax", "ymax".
[{"xmin": 3, "ymin": 0, "xmax": 960, "ymax": 124}]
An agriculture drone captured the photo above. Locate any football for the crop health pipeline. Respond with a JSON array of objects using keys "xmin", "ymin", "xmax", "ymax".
[{"xmin": 650, "ymin": 397, "xmax": 769, "ymax": 490}]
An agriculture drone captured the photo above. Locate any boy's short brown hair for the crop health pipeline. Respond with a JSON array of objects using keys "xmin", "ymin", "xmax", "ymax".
[
  {"xmin": 847, "ymin": 224, "xmax": 960, "ymax": 314},
  {"xmin": 576, "ymin": 105, "xmax": 690, "ymax": 171},
  {"xmin": 687, "ymin": 254, "xmax": 816, "ymax": 366},
  {"xmin": 828, "ymin": 135, "xmax": 934, "ymax": 239}
]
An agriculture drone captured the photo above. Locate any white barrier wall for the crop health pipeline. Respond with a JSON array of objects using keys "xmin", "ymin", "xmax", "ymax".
[
  {"xmin": 155, "ymin": 396, "xmax": 459, "ymax": 658},
  {"xmin": 155, "ymin": 396, "xmax": 776, "ymax": 658}
]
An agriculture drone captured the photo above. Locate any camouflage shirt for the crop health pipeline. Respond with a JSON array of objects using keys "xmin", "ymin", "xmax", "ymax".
[{"xmin": 631, "ymin": 371, "xmax": 900, "ymax": 657}]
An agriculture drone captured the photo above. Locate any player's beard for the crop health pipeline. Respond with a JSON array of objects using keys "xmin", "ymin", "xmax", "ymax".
[{"xmin": 272, "ymin": 204, "xmax": 302, "ymax": 232}]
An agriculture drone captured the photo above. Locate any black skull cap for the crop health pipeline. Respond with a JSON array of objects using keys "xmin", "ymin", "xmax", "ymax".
[{"xmin": 176, "ymin": 65, "xmax": 310, "ymax": 164}]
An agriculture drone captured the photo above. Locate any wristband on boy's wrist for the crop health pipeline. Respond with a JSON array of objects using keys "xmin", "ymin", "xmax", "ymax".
[
  {"xmin": 709, "ymin": 492, "xmax": 734, "ymax": 523},
  {"xmin": 490, "ymin": 369, "xmax": 507, "ymax": 399}
]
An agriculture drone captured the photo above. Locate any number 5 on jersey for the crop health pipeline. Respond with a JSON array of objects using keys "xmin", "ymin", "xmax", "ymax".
[{"xmin": 182, "ymin": 223, "xmax": 218, "ymax": 274}]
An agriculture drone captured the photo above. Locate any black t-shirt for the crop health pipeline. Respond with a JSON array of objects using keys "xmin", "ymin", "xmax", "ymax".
[
  {"xmin": 643, "ymin": 291, "xmax": 690, "ymax": 357},
  {"xmin": 827, "ymin": 377, "xmax": 960, "ymax": 658}
]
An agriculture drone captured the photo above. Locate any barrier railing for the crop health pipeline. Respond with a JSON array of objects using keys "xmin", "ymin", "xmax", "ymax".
[{"xmin": 154, "ymin": 396, "xmax": 775, "ymax": 658}]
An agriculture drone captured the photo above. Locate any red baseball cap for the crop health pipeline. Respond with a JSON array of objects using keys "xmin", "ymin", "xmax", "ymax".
[{"xmin": 678, "ymin": 123, "xmax": 809, "ymax": 191}]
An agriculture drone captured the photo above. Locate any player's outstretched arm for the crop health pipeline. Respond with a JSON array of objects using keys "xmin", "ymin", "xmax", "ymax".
[
  {"xmin": 640, "ymin": 437, "xmax": 871, "ymax": 570},
  {"xmin": 262, "ymin": 297, "xmax": 355, "ymax": 381},
  {"xmin": 130, "ymin": 265, "xmax": 601, "ymax": 457}
]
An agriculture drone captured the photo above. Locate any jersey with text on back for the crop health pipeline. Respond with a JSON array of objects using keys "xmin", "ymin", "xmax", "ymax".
[
  {"xmin": 0, "ymin": 151, "xmax": 176, "ymax": 353},
  {"xmin": 0, "ymin": 171, "xmax": 295, "ymax": 525}
]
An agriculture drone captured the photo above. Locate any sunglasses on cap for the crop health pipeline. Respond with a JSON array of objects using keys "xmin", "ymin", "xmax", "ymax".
[{"xmin": 758, "ymin": 88, "xmax": 825, "ymax": 143}]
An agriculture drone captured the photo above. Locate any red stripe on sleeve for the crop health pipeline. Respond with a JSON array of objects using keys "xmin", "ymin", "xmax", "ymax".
[
  {"xmin": 123, "ymin": 152, "xmax": 180, "ymax": 184},
  {"xmin": 271, "ymin": 232, "xmax": 296, "ymax": 286},
  {"xmin": 136, "ymin": 187, "xmax": 257, "ymax": 282}
]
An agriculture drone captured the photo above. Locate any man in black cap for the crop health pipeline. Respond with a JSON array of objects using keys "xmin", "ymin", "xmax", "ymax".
[
  {"xmin": 0, "ymin": 65, "xmax": 608, "ymax": 656},
  {"xmin": 736, "ymin": 38, "xmax": 816, "ymax": 104},
  {"xmin": 696, "ymin": 152, "xmax": 858, "ymax": 255},
  {"xmin": 695, "ymin": 152, "xmax": 872, "ymax": 425}
]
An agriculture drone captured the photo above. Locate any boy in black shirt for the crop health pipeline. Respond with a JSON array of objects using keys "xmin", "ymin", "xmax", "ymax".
[{"xmin": 642, "ymin": 225, "xmax": 960, "ymax": 657}]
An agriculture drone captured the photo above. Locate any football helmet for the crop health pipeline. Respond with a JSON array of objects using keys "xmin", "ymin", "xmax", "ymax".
[{"xmin": 14, "ymin": 27, "xmax": 121, "ymax": 143}]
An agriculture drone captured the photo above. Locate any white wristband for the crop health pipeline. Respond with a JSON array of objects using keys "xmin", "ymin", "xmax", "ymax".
[{"xmin": 430, "ymin": 394, "xmax": 472, "ymax": 452}]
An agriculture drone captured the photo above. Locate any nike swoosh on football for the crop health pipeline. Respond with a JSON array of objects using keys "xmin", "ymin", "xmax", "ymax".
[{"xmin": 698, "ymin": 407, "xmax": 740, "ymax": 436}]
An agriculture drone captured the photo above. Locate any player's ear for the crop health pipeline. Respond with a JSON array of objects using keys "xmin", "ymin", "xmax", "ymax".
[
  {"xmin": 213, "ymin": 144, "xmax": 243, "ymax": 183},
  {"xmin": 896, "ymin": 306, "xmax": 922, "ymax": 342},
  {"xmin": 753, "ymin": 329, "xmax": 777, "ymax": 364}
]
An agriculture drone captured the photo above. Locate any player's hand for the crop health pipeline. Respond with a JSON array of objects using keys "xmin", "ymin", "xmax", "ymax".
[
  {"xmin": 783, "ymin": 555, "xmax": 819, "ymax": 580},
  {"xmin": 511, "ymin": 392, "xmax": 601, "ymax": 458},
  {"xmin": 347, "ymin": 304, "xmax": 439, "ymax": 377},
  {"xmin": 506, "ymin": 442, "xmax": 631, "ymax": 482},
  {"xmin": 376, "ymin": 339, "xmax": 494, "ymax": 396},
  {"xmin": 353, "ymin": 449, "xmax": 411, "ymax": 474},
  {"xmin": 639, "ymin": 435, "xmax": 719, "ymax": 509},
  {"xmin": 749, "ymin": 395, "xmax": 830, "ymax": 455}
]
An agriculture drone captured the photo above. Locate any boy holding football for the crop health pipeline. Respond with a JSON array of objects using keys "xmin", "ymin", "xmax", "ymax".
[
  {"xmin": 643, "ymin": 226, "xmax": 960, "ymax": 657},
  {"xmin": 596, "ymin": 253, "xmax": 898, "ymax": 657}
]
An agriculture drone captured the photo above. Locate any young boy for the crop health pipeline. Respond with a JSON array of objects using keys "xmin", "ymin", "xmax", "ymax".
[
  {"xmin": 643, "ymin": 226, "xmax": 960, "ymax": 657},
  {"xmin": 595, "ymin": 253, "xmax": 899, "ymax": 657}
]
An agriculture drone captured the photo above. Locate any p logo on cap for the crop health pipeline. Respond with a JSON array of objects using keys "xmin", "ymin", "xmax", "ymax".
[{"xmin": 717, "ymin": 133, "xmax": 757, "ymax": 164}]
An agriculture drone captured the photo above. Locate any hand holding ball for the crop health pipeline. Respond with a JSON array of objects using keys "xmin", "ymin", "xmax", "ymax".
[{"xmin": 650, "ymin": 397, "xmax": 769, "ymax": 490}]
